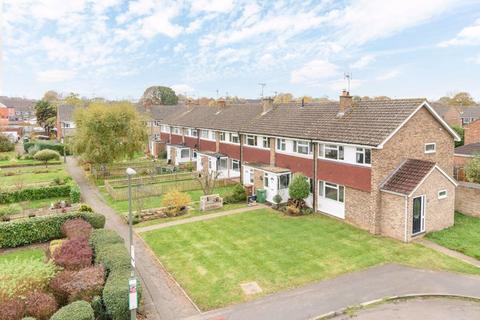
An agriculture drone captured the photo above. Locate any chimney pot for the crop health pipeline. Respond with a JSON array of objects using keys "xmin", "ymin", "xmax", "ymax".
[
  {"xmin": 262, "ymin": 97, "xmax": 274, "ymax": 114},
  {"xmin": 217, "ymin": 98, "xmax": 226, "ymax": 108},
  {"xmin": 338, "ymin": 90, "xmax": 353, "ymax": 115}
]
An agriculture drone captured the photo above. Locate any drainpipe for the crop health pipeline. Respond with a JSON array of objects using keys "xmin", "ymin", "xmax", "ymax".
[
  {"xmin": 312, "ymin": 140, "xmax": 317, "ymax": 212},
  {"xmin": 404, "ymin": 196, "xmax": 408, "ymax": 242},
  {"xmin": 239, "ymin": 131, "xmax": 243, "ymax": 183}
]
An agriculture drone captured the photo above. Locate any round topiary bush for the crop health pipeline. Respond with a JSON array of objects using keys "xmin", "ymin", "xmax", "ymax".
[
  {"xmin": 50, "ymin": 301, "xmax": 94, "ymax": 320},
  {"xmin": 0, "ymin": 298, "xmax": 25, "ymax": 320},
  {"xmin": 24, "ymin": 291, "xmax": 58, "ymax": 320},
  {"xmin": 33, "ymin": 149, "xmax": 60, "ymax": 168}
]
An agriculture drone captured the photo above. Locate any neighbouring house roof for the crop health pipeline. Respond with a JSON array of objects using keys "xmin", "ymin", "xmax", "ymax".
[
  {"xmin": 57, "ymin": 104, "xmax": 79, "ymax": 122},
  {"xmin": 455, "ymin": 143, "xmax": 480, "ymax": 157},
  {"xmin": 0, "ymin": 96, "xmax": 36, "ymax": 112},
  {"xmin": 148, "ymin": 98, "xmax": 459, "ymax": 147},
  {"xmin": 381, "ymin": 159, "xmax": 457, "ymax": 196},
  {"xmin": 244, "ymin": 162, "xmax": 291, "ymax": 174},
  {"xmin": 431, "ymin": 102, "xmax": 480, "ymax": 119},
  {"xmin": 460, "ymin": 106, "xmax": 480, "ymax": 119}
]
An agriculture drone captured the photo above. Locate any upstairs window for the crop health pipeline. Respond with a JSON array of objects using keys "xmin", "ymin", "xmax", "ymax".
[
  {"xmin": 153, "ymin": 121, "xmax": 161, "ymax": 127},
  {"xmin": 172, "ymin": 127, "xmax": 181, "ymax": 134},
  {"xmin": 161, "ymin": 125, "xmax": 169, "ymax": 133},
  {"xmin": 293, "ymin": 140, "xmax": 310, "ymax": 155},
  {"xmin": 262, "ymin": 137, "xmax": 270, "ymax": 148},
  {"xmin": 189, "ymin": 129, "xmax": 198, "ymax": 137},
  {"xmin": 425, "ymin": 143, "xmax": 436, "ymax": 154},
  {"xmin": 356, "ymin": 148, "xmax": 371, "ymax": 164},
  {"xmin": 200, "ymin": 130, "xmax": 209, "ymax": 139},
  {"xmin": 324, "ymin": 144, "xmax": 344, "ymax": 160},
  {"xmin": 219, "ymin": 132, "xmax": 226, "ymax": 141},
  {"xmin": 230, "ymin": 134, "xmax": 239, "ymax": 144},
  {"xmin": 276, "ymin": 138, "xmax": 286, "ymax": 151},
  {"xmin": 246, "ymin": 135, "xmax": 257, "ymax": 146},
  {"xmin": 210, "ymin": 131, "xmax": 217, "ymax": 140}
]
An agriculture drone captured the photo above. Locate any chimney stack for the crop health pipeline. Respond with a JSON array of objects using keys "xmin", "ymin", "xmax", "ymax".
[
  {"xmin": 262, "ymin": 97, "xmax": 274, "ymax": 114},
  {"xmin": 339, "ymin": 90, "xmax": 353, "ymax": 115},
  {"xmin": 217, "ymin": 98, "xmax": 226, "ymax": 108}
]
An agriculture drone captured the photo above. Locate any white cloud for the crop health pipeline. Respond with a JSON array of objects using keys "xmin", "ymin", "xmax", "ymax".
[
  {"xmin": 171, "ymin": 84, "xmax": 195, "ymax": 95},
  {"xmin": 331, "ymin": 0, "xmax": 460, "ymax": 46},
  {"xmin": 291, "ymin": 60, "xmax": 338, "ymax": 85},
  {"xmin": 190, "ymin": 0, "xmax": 234, "ymax": 13},
  {"xmin": 439, "ymin": 18, "xmax": 480, "ymax": 47},
  {"xmin": 351, "ymin": 54, "xmax": 375, "ymax": 69},
  {"xmin": 37, "ymin": 69, "xmax": 76, "ymax": 82},
  {"xmin": 376, "ymin": 67, "xmax": 402, "ymax": 80}
]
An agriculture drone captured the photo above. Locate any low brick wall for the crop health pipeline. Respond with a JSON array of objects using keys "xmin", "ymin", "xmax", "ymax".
[{"xmin": 455, "ymin": 182, "xmax": 480, "ymax": 217}]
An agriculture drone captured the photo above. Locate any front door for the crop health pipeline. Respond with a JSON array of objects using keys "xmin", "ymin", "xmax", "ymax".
[{"xmin": 412, "ymin": 196, "xmax": 425, "ymax": 235}]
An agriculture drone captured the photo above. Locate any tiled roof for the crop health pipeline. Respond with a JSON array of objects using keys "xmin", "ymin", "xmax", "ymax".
[
  {"xmin": 148, "ymin": 98, "xmax": 434, "ymax": 146},
  {"xmin": 58, "ymin": 104, "xmax": 81, "ymax": 122},
  {"xmin": 455, "ymin": 143, "xmax": 480, "ymax": 156},
  {"xmin": 0, "ymin": 96, "xmax": 36, "ymax": 111},
  {"xmin": 461, "ymin": 106, "xmax": 480, "ymax": 118},
  {"xmin": 381, "ymin": 159, "xmax": 436, "ymax": 195},
  {"xmin": 431, "ymin": 102, "xmax": 480, "ymax": 119}
]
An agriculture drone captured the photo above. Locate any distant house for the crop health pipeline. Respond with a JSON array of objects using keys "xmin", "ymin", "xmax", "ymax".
[
  {"xmin": 431, "ymin": 102, "xmax": 480, "ymax": 127},
  {"xmin": 56, "ymin": 105, "xmax": 80, "ymax": 140},
  {"xmin": 0, "ymin": 96, "xmax": 36, "ymax": 122},
  {"xmin": 0, "ymin": 103, "xmax": 9, "ymax": 126},
  {"xmin": 454, "ymin": 143, "xmax": 480, "ymax": 181}
]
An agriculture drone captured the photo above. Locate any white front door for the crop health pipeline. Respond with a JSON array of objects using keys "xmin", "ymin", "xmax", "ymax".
[{"xmin": 264, "ymin": 173, "xmax": 277, "ymax": 202}]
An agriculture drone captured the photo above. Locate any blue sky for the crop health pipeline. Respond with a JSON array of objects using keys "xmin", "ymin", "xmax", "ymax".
[{"xmin": 2, "ymin": 0, "xmax": 480, "ymax": 101}]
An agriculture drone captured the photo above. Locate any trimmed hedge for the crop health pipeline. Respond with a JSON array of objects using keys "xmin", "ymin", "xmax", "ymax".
[
  {"xmin": 90, "ymin": 229, "xmax": 142, "ymax": 320},
  {"xmin": 0, "ymin": 211, "xmax": 105, "ymax": 248},
  {"xmin": 70, "ymin": 185, "xmax": 81, "ymax": 203},
  {"xmin": 50, "ymin": 301, "xmax": 94, "ymax": 320},
  {"xmin": 0, "ymin": 182, "xmax": 81, "ymax": 204},
  {"xmin": 24, "ymin": 141, "xmax": 71, "ymax": 155}
]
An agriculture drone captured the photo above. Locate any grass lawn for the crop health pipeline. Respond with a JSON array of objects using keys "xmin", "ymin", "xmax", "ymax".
[
  {"xmin": 426, "ymin": 212, "xmax": 480, "ymax": 260},
  {"xmin": 99, "ymin": 185, "xmax": 237, "ymax": 214},
  {"xmin": 0, "ymin": 247, "xmax": 45, "ymax": 263},
  {"xmin": 0, "ymin": 164, "xmax": 69, "ymax": 187},
  {"xmin": 142, "ymin": 209, "xmax": 480, "ymax": 310},
  {"xmin": 0, "ymin": 151, "xmax": 61, "ymax": 168},
  {"xmin": 0, "ymin": 197, "xmax": 68, "ymax": 211}
]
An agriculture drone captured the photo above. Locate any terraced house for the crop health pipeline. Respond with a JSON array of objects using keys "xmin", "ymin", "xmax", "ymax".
[{"xmin": 144, "ymin": 91, "xmax": 460, "ymax": 242}]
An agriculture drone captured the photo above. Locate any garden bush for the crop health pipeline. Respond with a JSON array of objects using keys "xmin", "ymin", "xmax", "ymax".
[
  {"xmin": 24, "ymin": 291, "xmax": 58, "ymax": 320},
  {"xmin": 24, "ymin": 141, "xmax": 70, "ymax": 156},
  {"xmin": 79, "ymin": 204, "xmax": 93, "ymax": 212},
  {"xmin": 162, "ymin": 190, "xmax": 191, "ymax": 217},
  {"xmin": 52, "ymin": 238, "xmax": 93, "ymax": 270},
  {"xmin": 0, "ymin": 203, "xmax": 22, "ymax": 219},
  {"xmin": 0, "ymin": 184, "xmax": 71, "ymax": 205},
  {"xmin": 91, "ymin": 295, "xmax": 108, "ymax": 320},
  {"xmin": 89, "ymin": 229, "xmax": 123, "ymax": 248},
  {"xmin": 50, "ymin": 301, "xmax": 94, "ymax": 320},
  {"xmin": 0, "ymin": 259, "xmax": 57, "ymax": 300},
  {"xmin": 0, "ymin": 211, "xmax": 105, "ymax": 248},
  {"xmin": 288, "ymin": 174, "xmax": 309, "ymax": 203},
  {"xmin": 61, "ymin": 219, "xmax": 93, "ymax": 240},
  {"xmin": 224, "ymin": 183, "xmax": 247, "ymax": 204},
  {"xmin": 70, "ymin": 185, "xmax": 81, "ymax": 203},
  {"xmin": 0, "ymin": 298, "xmax": 25, "ymax": 320},
  {"xmin": 0, "ymin": 134, "xmax": 14, "ymax": 152},
  {"xmin": 49, "ymin": 270, "xmax": 75, "ymax": 305},
  {"xmin": 50, "ymin": 266, "xmax": 105, "ymax": 304},
  {"xmin": 33, "ymin": 149, "xmax": 60, "ymax": 168}
]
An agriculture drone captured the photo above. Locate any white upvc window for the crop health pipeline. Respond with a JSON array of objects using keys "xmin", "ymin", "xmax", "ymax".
[
  {"xmin": 278, "ymin": 173, "xmax": 290, "ymax": 189},
  {"xmin": 161, "ymin": 125, "xmax": 169, "ymax": 133},
  {"xmin": 200, "ymin": 129, "xmax": 209, "ymax": 139},
  {"xmin": 425, "ymin": 143, "xmax": 436, "ymax": 154},
  {"xmin": 230, "ymin": 133, "xmax": 239, "ymax": 144},
  {"xmin": 180, "ymin": 149, "xmax": 190, "ymax": 159},
  {"xmin": 276, "ymin": 138, "xmax": 286, "ymax": 151},
  {"xmin": 172, "ymin": 127, "xmax": 181, "ymax": 134},
  {"xmin": 218, "ymin": 158, "xmax": 228, "ymax": 170},
  {"xmin": 356, "ymin": 147, "xmax": 371, "ymax": 164},
  {"xmin": 322, "ymin": 144, "xmax": 344, "ymax": 160},
  {"xmin": 231, "ymin": 159, "xmax": 240, "ymax": 172},
  {"xmin": 153, "ymin": 120, "xmax": 161, "ymax": 127},
  {"xmin": 188, "ymin": 128, "xmax": 198, "ymax": 137},
  {"xmin": 319, "ymin": 181, "xmax": 344, "ymax": 203},
  {"xmin": 246, "ymin": 135, "xmax": 257, "ymax": 146},
  {"xmin": 262, "ymin": 137, "xmax": 270, "ymax": 148},
  {"xmin": 219, "ymin": 132, "xmax": 226, "ymax": 141},
  {"xmin": 438, "ymin": 189, "xmax": 448, "ymax": 199},
  {"xmin": 293, "ymin": 140, "xmax": 310, "ymax": 155},
  {"xmin": 210, "ymin": 131, "xmax": 217, "ymax": 140}
]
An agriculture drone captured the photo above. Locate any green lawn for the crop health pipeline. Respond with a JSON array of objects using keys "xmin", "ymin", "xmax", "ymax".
[
  {"xmin": 0, "ymin": 247, "xmax": 45, "ymax": 263},
  {"xmin": 0, "ymin": 165, "xmax": 69, "ymax": 187},
  {"xmin": 0, "ymin": 151, "xmax": 61, "ymax": 168},
  {"xmin": 427, "ymin": 212, "xmax": 480, "ymax": 260},
  {"xmin": 0, "ymin": 197, "xmax": 68, "ymax": 211},
  {"xmin": 99, "ymin": 185, "xmax": 236, "ymax": 214},
  {"xmin": 142, "ymin": 209, "xmax": 480, "ymax": 310}
]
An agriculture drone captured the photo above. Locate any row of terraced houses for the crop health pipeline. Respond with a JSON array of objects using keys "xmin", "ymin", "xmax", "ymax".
[{"xmin": 142, "ymin": 91, "xmax": 460, "ymax": 242}]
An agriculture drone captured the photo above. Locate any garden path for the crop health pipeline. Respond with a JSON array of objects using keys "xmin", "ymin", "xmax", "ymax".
[
  {"xmin": 416, "ymin": 238, "xmax": 480, "ymax": 268},
  {"xmin": 135, "ymin": 204, "xmax": 267, "ymax": 233},
  {"xmin": 66, "ymin": 157, "xmax": 200, "ymax": 320}
]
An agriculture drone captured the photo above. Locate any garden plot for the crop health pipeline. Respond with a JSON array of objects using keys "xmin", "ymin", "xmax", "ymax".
[
  {"xmin": 0, "ymin": 164, "xmax": 70, "ymax": 188},
  {"xmin": 0, "ymin": 151, "xmax": 61, "ymax": 168}
]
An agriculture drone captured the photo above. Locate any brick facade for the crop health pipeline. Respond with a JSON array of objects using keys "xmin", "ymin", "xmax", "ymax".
[
  {"xmin": 464, "ymin": 119, "xmax": 480, "ymax": 145},
  {"xmin": 455, "ymin": 182, "xmax": 480, "ymax": 217},
  {"xmin": 345, "ymin": 187, "xmax": 374, "ymax": 231}
]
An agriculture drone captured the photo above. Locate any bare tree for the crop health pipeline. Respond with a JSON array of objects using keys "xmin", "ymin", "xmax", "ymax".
[{"xmin": 194, "ymin": 168, "xmax": 220, "ymax": 195}]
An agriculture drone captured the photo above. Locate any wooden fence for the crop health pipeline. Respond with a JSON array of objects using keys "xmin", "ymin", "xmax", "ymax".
[{"xmin": 92, "ymin": 159, "xmax": 168, "ymax": 179}]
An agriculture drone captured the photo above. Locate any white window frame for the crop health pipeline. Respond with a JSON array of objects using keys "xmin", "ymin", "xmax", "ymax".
[
  {"xmin": 322, "ymin": 144, "xmax": 344, "ymax": 160},
  {"xmin": 319, "ymin": 180, "xmax": 344, "ymax": 203},
  {"xmin": 278, "ymin": 173, "xmax": 290, "ymax": 189},
  {"xmin": 188, "ymin": 128, "xmax": 198, "ymax": 137},
  {"xmin": 218, "ymin": 158, "xmax": 228, "ymax": 170},
  {"xmin": 438, "ymin": 189, "xmax": 448, "ymax": 199},
  {"xmin": 161, "ymin": 125, "xmax": 169, "ymax": 133},
  {"xmin": 293, "ymin": 140, "xmax": 310, "ymax": 155},
  {"xmin": 219, "ymin": 132, "xmax": 226, "ymax": 141},
  {"xmin": 153, "ymin": 120, "xmax": 161, "ymax": 127},
  {"xmin": 230, "ymin": 133, "xmax": 240, "ymax": 144},
  {"xmin": 424, "ymin": 143, "xmax": 436, "ymax": 154},
  {"xmin": 276, "ymin": 138, "xmax": 286, "ymax": 151},
  {"xmin": 355, "ymin": 147, "xmax": 371, "ymax": 165},
  {"xmin": 246, "ymin": 135, "xmax": 257, "ymax": 146},
  {"xmin": 210, "ymin": 131, "xmax": 217, "ymax": 140},
  {"xmin": 262, "ymin": 137, "xmax": 270, "ymax": 149},
  {"xmin": 231, "ymin": 159, "xmax": 240, "ymax": 172},
  {"xmin": 172, "ymin": 127, "xmax": 181, "ymax": 135},
  {"xmin": 200, "ymin": 129, "xmax": 209, "ymax": 139},
  {"xmin": 180, "ymin": 148, "xmax": 190, "ymax": 159}
]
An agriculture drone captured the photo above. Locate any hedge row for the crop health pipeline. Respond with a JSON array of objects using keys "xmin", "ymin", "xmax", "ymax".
[
  {"xmin": 50, "ymin": 300, "xmax": 94, "ymax": 320},
  {"xmin": 90, "ymin": 229, "xmax": 142, "ymax": 320},
  {"xmin": 0, "ymin": 211, "xmax": 105, "ymax": 248},
  {"xmin": 0, "ymin": 183, "xmax": 80, "ymax": 204},
  {"xmin": 24, "ymin": 141, "xmax": 71, "ymax": 155}
]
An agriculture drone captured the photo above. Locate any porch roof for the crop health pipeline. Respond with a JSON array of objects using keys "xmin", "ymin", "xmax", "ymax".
[
  {"xmin": 197, "ymin": 151, "xmax": 227, "ymax": 158},
  {"xmin": 380, "ymin": 159, "xmax": 436, "ymax": 195},
  {"xmin": 167, "ymin": 143, "xmax": 189, "ymax": 149},
  {"xmin": 244, "ymin": 162, "xmax": 291, "ymax": 174}
]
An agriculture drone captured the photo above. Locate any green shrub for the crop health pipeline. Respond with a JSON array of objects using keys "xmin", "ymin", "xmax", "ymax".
[
  {"xmin": 91, "ymin": 296, "xmax": 108, "ymax": 320},
  {"xmin": 70, "ymin": 184, "xmax": 81, "ymax": 203},
  {"xmin": 50, "ymin": 301, "xmax": 94, "ymax": 320},
  {"xmin": 79, "ymin": 204, "xmax": 93, "ymax": 212},
  {"xmin": 89, "ymin": 229, "xmax": 141, "ymax": 320},
  {"xmin": 0, "ymin": 211, "xmax": 105, "ymax": 248},
  {"xmin": 0, "ymin": 154, "xmax": 10, "ymax": 161},
  {"xmin": 0, "ymin": 185, "xmax": 71, "ymax": 204},
  {"xmin": 0, "ymin": 134, "xmax": 14, "ymax": 152},
  {"xmin": 34, "ymin": 149, "xmax": 60, "ymax": 168},
  {"xmin": 224, "ymin": 184, "xmax": 247, "ymax": 204},
  {"xmin": 288, "ymin": 174, "xmax": 310, "ymax": 201},
  {"xmin": 24, "ymin": 141, "xmax": 70, "ymax": 156},
  {"xmin": 0, "ymin": 204, "xmax": 22, "ymax": 218},
  {"xmin": 0, "ymin": 259, "xmax": 57, "ymax": 300},
  {"xmin": 22, "ymin": 317, "xmax": 37, "ymax": 320},
  {"xmin": 273, "ymin": 194, "xmax": 283, "ymax": 205}
]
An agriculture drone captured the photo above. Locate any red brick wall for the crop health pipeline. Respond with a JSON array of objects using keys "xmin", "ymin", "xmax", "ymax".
[
  {"xmin": 464, "ymin": 120, "xmax": 480, "ymax": 145},
  {"xmin": 199, "ymin": 139, "xmax": 216, "ymax": 152},
  {"xmin": 243, "ymin": 146, "xmax": 270, "ymax": 164},
  {"xmin": 317, "ymin": 159, "xmax": 371, "ymax": 192},
  {"xmin": 171, "ymin": 134, "xmax": 182, "ymax": 144},
  {"xmin": 219, "ymin": 143, "xmax": 240, "ymax": 160},
  {"xmin": 276, "ymin": 153, "xmax": 314, "ymax": 177},
  {"xmin": 184, "ymin": 136, "xmax": 197, "ymax": 148},
  {"xmin": 160, "ymin": 132, "xmax": 169, "ymax": 142}
]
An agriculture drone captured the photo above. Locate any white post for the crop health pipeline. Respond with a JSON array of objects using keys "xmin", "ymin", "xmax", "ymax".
[{"xmin": 126, "ymin": 167, "xmax": 137, "ymax": 320}]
